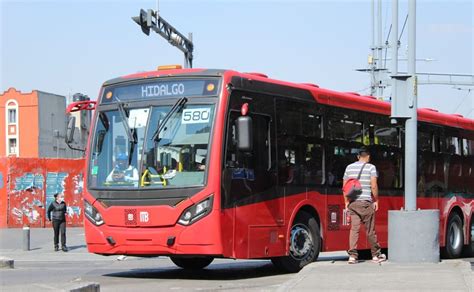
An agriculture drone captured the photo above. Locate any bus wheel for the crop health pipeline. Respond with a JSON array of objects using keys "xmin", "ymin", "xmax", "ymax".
[
  {"xmin": 170, "ymin": 256, "xmax": 214, "ymax": 270},
  {"xmin": 271, "ymin": 211, "xmax": 320, "ymax": 273},
  {"xmin": 463, "ymin": 216, "xmax": 474, "ymax": 257},
  {"xmin": 442, "ymin": 213, "xmax": 464, "ymax": 259}
]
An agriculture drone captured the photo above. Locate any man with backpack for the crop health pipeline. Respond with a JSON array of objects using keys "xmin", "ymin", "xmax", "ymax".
[{"xmin": 343, "ymin": 147, "xmax": 386, "ymax": 264}]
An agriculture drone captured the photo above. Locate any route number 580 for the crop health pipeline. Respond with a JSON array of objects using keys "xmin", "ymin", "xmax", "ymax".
[{"xmin": 182, "ymin": 108, "xmax": 211, "ymax": 124}]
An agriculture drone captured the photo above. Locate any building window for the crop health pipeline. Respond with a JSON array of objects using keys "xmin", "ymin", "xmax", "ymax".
[
  {"xmin": 8, "ymin": 109, "xmax": 17, "ymax": 124},
  {"xmin": 9, "ymin": 138, "xmax": 17, "ymax": 154}
]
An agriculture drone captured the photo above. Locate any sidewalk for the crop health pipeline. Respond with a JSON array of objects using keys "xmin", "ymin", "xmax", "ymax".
[
  {"xmin": 280, "ymin": 252, "xmax": 473, "ymax": 291},
  {"xmin": 0, "ymin": 227, "xmax": 106, "ymax": 262}
]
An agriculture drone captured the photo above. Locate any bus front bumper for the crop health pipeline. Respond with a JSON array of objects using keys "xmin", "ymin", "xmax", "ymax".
[{"xmin": 84, "ymin": 218, "xmax": 222, "ymax": 256}]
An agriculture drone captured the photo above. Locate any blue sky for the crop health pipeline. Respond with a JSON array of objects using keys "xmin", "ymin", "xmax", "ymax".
[{"xmin": 1, "ymin": 0, "xmax": 472, "ymax": 117}]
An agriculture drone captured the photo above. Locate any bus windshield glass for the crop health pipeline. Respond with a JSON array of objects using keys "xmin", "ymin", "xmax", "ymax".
[{"xmin": 89, "ymin": 103, "xmax": 216, "ymax": 189}]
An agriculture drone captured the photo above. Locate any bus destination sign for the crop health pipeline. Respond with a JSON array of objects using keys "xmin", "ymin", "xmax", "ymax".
[{"xmin": 102, "ymin": 78, "xmax": 219, "ymax": 103}]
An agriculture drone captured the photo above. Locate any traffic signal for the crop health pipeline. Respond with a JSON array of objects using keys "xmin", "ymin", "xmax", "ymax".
[{"xmin": 132, "ymin": 9, "xmax": 152, "ymax": 36}]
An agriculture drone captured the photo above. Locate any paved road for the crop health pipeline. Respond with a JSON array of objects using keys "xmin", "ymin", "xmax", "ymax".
[
  {"xmin": 0, "ymin": 228, "xmax": 298, "ymax": 291},
  {"xmin": 1, "ymin": 228, "xmax": 473, "ymax": 291}
]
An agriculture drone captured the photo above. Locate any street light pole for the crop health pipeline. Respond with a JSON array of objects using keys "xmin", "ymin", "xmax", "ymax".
[
  {"xmin": 132, "ymin": 9, "xmax": 194, "ymax": 68},
  {"xmin": 405, "ymin": 0, "xmax": 417, "ymax": 211},
  {"xmin": 388, "ymin": 0, "xmax": 439, "ymax": 263}
]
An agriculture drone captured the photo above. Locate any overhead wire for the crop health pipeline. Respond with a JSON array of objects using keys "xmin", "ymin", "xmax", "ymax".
[{"xmin": 452, "ymin": 89, "xmax": 472, "ymax": 114}]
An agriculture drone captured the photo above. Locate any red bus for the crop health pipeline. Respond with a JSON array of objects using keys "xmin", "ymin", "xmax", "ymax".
[{"xmin": 67, "ymin": 66, "xmax": 474, "ymax": 272}]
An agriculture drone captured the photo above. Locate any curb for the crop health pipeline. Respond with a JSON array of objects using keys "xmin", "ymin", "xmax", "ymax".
[
  {"xmin": 278, "ymin": 259, "xmax": 473, "ymax": 291},
  {"xmin": 68, "ymin": 282, "xmax": 100, "ymax": 292},
  {"xmin": 0, "ymin": 256, "xmax": 14, "ymax": 269},
  {"xmin": 276, "ymin": 263, "xmax": 315, "ymax": 292}
]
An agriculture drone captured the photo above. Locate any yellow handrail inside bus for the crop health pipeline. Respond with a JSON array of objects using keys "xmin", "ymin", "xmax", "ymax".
[
  {"xmin": 140, "ymin": 168, "xmax": 167, "ymax": 187},
  {"xmin": 140, "ymin": 169, "xmax": 149, "ymax": 187}
]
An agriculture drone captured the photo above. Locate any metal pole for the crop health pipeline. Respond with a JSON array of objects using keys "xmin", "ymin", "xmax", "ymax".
[
  {"xmin": 405, "ymin": 0, "xmax": 417, "ymax": 211},
  {"xmin": 370, "ymin": 0, "xmax": 376, "ymax": 96},
  {"xmin": 408, "ymin": 1, "xmax": 416, "ymax": 76},
  {"xmin": 388, "ymin": 0, "xmax": 439, "ymax": 263},
  {"xmin": 377, "ymin": 0, "xmax": 383, "ymax": 97},
  {"xmin": 391, "ymin": 0, "xmax": 398, "ymax": 77},
  {"xmin": 391, "ymin": 0, "xmax": 398, "ymax": 103},
  {"xmin": 372, "ymin": 0, "xmax": 375, "ymax": 51}
]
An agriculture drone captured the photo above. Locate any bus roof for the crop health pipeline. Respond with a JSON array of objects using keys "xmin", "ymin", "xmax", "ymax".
[{"xmin": 105, "ymin": 68, "xmax": 474, "ymax": 132}]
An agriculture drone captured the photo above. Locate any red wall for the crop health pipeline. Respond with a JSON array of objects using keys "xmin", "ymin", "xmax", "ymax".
[
  {"xmin": 0, "ymin": 157, "xmax": 85, "ymax": 228},
  {"xmin": 0, "ymin": 158, "xmax": 7, "ymax": 227}
]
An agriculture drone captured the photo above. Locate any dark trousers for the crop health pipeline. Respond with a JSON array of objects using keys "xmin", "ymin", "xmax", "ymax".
[
  {"xmin": 348, "ymin": 201, "xmax": 381, "ymax": 258},
  {"xmin": 52, "ymin": 220, "xmax": 66, "ymax": 247}
]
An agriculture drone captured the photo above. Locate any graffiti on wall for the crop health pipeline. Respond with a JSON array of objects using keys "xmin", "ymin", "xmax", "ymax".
[
  {"xmin": 14, "ymin": 173, "xmax": 44, "ymax": 191},
  {"xmin": 0, "ymin": 172, "xmax": 4, "ymax": 189},
  {"xmin": 45, "ymin": 172, "xmax": 68, "ymax": 210},
  {"xmin": 44, "ymin": 172, "xmax": 82, "ymax": 223},
  {"xmin": 6, "ymin": 158, "xmax": 85, "ymax": 228},
  {"xmin": 10, "ymin": 172, "xmax": 45, "ymax": 226},
  {"xmin": 69, "ymin": 174, "xmax": 84, "ymax": 218}
]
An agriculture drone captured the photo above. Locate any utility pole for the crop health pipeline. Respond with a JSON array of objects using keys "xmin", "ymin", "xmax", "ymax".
[
  {"xmin": 368, "ymin": 0, "xmax": 387, "ymax": 98},
  {"xmin": 377, "ymin": 0, "xmax": 384, "ymax": 97},
  {"xmin": 388, "ymin": 0, "xmax": 440, "ymax": 263},
  {"xmin": 390, "ymin": 0, "xmax": 398, "ymax": 110},
  {"xmin": 405, "ymin": 0, "xmax": 417, "ymax": 212},
  {"xmin": 132, "ymin": 9, "xmax": 194, "ymax": 68},
  {"xmin": 359, "ymin": 1, "xmax": 474, "ymax": 100}
]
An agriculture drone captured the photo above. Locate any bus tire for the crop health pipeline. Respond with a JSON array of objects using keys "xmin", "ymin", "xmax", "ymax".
[
  {"xmin": 463, "ymin": 216, "xmax": 474, "ymax": 257},
  {"xmin": 170, "ymin": 256, "xmax": 214, "ymax": 270},
  {"xmin": 271, "ymin": 211, "xmax": 320, "ymax": 273},
  {"xmin": 442, "ymin": 213, "xmax": 464, "ymax": 259}
]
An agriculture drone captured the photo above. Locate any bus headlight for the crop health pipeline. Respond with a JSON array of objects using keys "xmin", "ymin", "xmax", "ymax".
[
  {"xmin": 84, "ymin": 200, "xmax": 104, "ymax": 226},
  {"xmin": 178, "ymin": 195, "xmax": 213, "ymax": 226}
]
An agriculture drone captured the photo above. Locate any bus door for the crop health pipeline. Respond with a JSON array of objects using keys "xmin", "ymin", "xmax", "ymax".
[{"xmin": 222, "ymin": 94, "xmax": 283, "ymax": 258}]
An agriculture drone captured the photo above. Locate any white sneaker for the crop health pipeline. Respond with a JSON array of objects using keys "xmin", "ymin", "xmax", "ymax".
[
  {"xmin": 372, "ymin": 253, "xmax": 387, "ymax": 263},
  {"xmin": 348, "ymin": 256, "xmax": 358, "ymax": 264}
]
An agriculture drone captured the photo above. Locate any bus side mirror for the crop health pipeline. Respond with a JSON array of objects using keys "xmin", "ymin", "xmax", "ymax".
[
  {"xmin": 65, "ymin": 116, "xmax": 85, "ymax": 153},
  {"xmin": 66, "ymin": 116, "xmax": 76, "ymax": 145},
  {"xmin": 237, "ymin": 116, "xmax": 253, "ymax": 152}
]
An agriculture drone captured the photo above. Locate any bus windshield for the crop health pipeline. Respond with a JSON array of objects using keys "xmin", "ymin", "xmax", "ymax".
[{"xmin": 89, "ymin": 103, "xmax": 215, "ymax": 189}]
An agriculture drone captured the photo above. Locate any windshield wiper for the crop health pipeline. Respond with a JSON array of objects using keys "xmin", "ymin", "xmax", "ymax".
[
  {"xmin": 116, "ymin": 100, "xmax": 136, "ymax": 144},
  {"xmin": 151, "ymin": 97, "xmax": 188, "ymax": 142},
  {"xmin": 116, "ymin": 99, "xmax": 138, "ymax": 166}
]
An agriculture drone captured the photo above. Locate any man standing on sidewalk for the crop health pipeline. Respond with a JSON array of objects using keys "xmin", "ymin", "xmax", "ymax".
[
  {"xmin": 343, "ymin": 147, "xmax": 386, "ymax": 264},
  {"xmin": 47, "ymin": 193, "xmax": 68, "ymax": 252}
]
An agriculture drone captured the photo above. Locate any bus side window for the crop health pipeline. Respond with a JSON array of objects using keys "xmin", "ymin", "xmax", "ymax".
[
  {"xmin": 468, "ymin": 139, "xmax": 474, "ymax": 193},
  {"xmin": 275, "ymin": 99, "xmax": 322, "ymax": 186},
  {"xmin": 327, "ymin": 146, "xmax": 359, "ymax": 187},
  {"xmin": 328, "ymin": 119, "xmax": 363, "ymax": 143},
  {"xmin": 304, "ymin": 144, "xmax": 324, "ymax": 185}
]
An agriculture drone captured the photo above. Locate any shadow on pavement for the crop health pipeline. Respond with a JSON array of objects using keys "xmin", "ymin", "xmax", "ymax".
[
  {"xmin": 103, "ymin": 260, "xmax": 286, "ymax": 280},
  {"xmin": 67, "ymin": 244, "xmax": 87, "ymax": 251},
  {"xmin": 318, "ymin": 254, "xmax": 348, "ymax": 262}
]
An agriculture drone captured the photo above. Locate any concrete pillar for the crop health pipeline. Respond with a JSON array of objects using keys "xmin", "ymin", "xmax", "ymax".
[
  {"xmin": 23, "ymin": 226, "xmax": 30, "ymax": 251},
  {"xmin": 388, "ymin": 210, "xmax": 440, "ymax": 262}
]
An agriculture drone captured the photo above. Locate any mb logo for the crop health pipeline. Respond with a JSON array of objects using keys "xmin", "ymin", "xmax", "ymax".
[{"xmin": 140, "ymin": 211, "xmax": 149, "ymax": 223}]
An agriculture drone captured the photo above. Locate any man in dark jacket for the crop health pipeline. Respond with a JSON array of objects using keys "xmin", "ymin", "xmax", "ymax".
[{"xmin": 47, "ymin": 193, "xmax": 68, "ymax": 251}]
